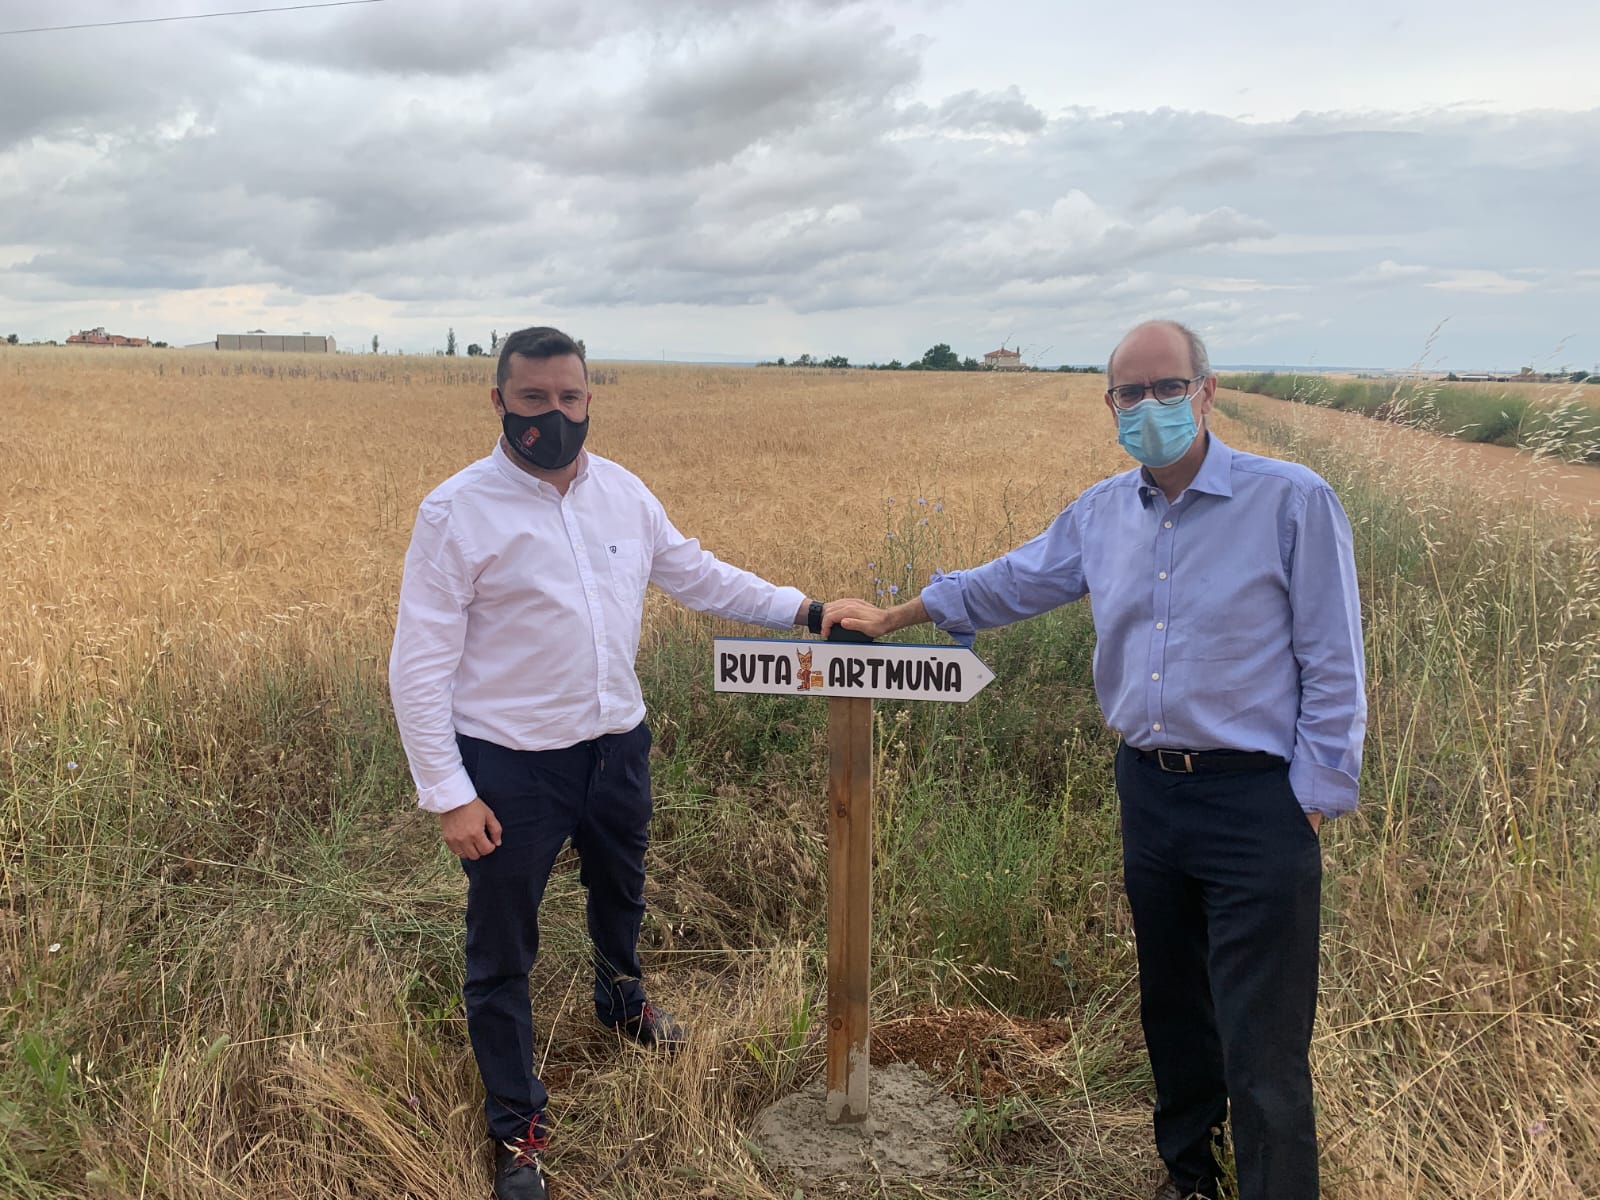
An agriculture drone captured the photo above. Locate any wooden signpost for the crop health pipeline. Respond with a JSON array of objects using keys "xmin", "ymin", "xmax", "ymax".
[{"xmin": 714, "ymin": 636, "xmax": 994, "ymax": 1123}]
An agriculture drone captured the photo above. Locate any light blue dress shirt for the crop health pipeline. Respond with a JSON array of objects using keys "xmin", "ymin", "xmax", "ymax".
[{"xmin": 920, "ymin": 435, "xmax": 1367, "ymax": 816}]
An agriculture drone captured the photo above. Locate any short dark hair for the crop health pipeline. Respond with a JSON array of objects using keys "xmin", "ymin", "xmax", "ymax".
[{"xmin": 496, "ymin": 326, "xmax": 587, "ymax": 390}]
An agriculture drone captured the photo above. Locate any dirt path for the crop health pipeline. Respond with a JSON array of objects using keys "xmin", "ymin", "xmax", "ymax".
[{"xmin": 1217, "ymin": 389, "xmax": 1600, "ymax": 512}]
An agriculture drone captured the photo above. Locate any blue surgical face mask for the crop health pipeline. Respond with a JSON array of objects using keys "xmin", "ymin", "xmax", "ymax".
[{"xmin": 1116, "ymin": 394, "xmax": 1200, "ymax": 468}]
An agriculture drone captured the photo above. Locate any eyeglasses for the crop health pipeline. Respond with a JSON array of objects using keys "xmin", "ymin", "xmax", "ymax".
[{"xmin": 1107, "ymin": 375, "xmax": 1207, "ymax": 410}]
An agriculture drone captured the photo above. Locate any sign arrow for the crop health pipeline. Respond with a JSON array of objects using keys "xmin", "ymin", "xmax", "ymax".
[{"xmin": 712, "ymin": 637, "xmax": 994, "ymax": 704}]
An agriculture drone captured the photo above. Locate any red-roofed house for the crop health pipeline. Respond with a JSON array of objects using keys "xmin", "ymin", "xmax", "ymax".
[
  {"xmin": 66, "ymin": 327, "xmax": 151, "ymax": 348},
  {"xmin": 983, "ymin": 345, "xmax": 1024, "ymax": 370}
]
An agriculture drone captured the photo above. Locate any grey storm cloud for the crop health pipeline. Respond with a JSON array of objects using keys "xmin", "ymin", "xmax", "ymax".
[
  {"xmin": 0, "ymin": 0, "xmax": 1595, "ymax": 366},
  {"xmin": 905, "ymin": 86, "xmax": 1048, "ymax": 135}
]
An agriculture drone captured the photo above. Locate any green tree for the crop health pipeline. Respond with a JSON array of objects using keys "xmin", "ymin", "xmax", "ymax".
[
  {"xmin": 961, "ymin": 356, "xmax": 980, "ymax": 371},
  {"xmin": 823, "ymin": 354, "xmax": 850, "ymax": 368},
  {"xmin": 5, "ymin": 333, "xmax": 17, "ymax": 345},
  {"xmin": 371, "ymin": 334, "xmax": 379, "ymax": 354},
  {"xmin": 446, "ymin": 328, "xmax": 458, "ymax": 356},
  {"xmin": 467, "ymin": 343, "xmax": 485, "ymax": 357},
  {"xmin": 490, "ymin": 330, "xmax": 500, "ymax": 354},
  {"xmin": 920, "ymin": 343, "xmax": 959, "ymax": 371},
  {"xmin": 576, "ymin": 337, "xmax": 587, "ymax": 359}
]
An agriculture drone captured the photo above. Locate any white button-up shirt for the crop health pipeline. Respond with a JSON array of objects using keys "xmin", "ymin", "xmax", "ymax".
[{"xmin": 390, "ymin": 444, "xmax": 806, "ymax": 812}]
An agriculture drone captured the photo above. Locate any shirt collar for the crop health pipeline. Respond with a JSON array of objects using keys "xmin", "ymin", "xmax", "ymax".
[
  {"xmin": 491, "ymin": 440, "xmax": 590, "ymax": 495},
  {"xmin": 1136, "ymin": 433, "xmax": 1235, "ymax": 506}
]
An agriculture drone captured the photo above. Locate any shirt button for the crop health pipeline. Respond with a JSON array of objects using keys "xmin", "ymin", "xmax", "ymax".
[
  {"xmin": 1158, "ymin": 571, "xmax": 1168, "ymax": 580},
  {"xmin": 1156, "ymin": 622, "xmax": 1165, "ymax": 630},
  {"xmin": 1152, "ymin": 723, "xmax": 1162, "ymax": 732},
  {"xmin": 1164, "ymin": 521, "xmax": 1173, "ymax": 529},
  {"xmin": 1151, "ymin": 672, "xmax": 1160, "ymax": 680}
]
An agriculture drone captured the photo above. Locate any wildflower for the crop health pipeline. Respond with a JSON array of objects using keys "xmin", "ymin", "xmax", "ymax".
[
  {"xmin": 886, "ymin": 532, "xmax": 895, "ymax": 540},
  {"xmin": 917, "ymin": 497, "xmax": 926, "ymax": 505},
  {"xmin": 66, "ymin": 761, "xmax": 79, "ymax": 771},
  {"xmin": 935, "ymin": 503, "xmax": 943, "ymax": 512},
  {"xmin": 920, "ymin": 518, "xmax": 928, "ymax": 526},
  {"xmin": 887, "ymin": 497, "xmax": 895, "ymax": 505},
  {"xmin": 1529, "ymin": 1119, "xmax": 1550, "ymax": 1137},
  {"xmin": 867, "ymin": 561, "xmax": 875, "ymax": 569},
  {"xmin": 904, "ymin": 563, "xmax": 911, "ymax": 571},
  {"xmin": 889, "ymin": 585, "xmax": 899, "ymax": 595},
  {"xmin": 48, "ymin": 943, "xmax": 62, "ymax": 953}
]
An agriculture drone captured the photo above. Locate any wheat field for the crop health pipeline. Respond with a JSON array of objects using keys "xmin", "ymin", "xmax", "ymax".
[
  {"xmin": 2, "ymin": 351, "xmax": 1125, "ymax": 709},
  {"xmin": 3, "ymin": 348, "xmax": 1598, "ymax": 1199}
]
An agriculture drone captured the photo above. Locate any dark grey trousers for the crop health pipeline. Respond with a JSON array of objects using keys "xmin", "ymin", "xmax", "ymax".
[{"xmin": 1116, "ymin": 742, "xmax": 1323, "ymax": 1200}]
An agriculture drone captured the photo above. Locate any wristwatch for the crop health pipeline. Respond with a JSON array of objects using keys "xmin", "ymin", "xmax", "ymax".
[{"xmin": 807, "ymin": 599, "xmax": 824, "ymax": 635}]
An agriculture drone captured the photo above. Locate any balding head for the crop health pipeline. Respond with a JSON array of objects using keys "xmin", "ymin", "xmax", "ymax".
[{"xmin": 1107, "ymin": 320, "xmax": 1211, "ymax": 386}]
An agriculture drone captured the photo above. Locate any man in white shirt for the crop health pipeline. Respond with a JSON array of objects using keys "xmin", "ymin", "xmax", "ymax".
[{"xmin": 389, "ymin": 326, "xmax": 817, "ymax": 1200}]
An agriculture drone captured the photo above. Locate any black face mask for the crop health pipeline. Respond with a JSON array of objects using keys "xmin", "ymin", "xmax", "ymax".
[{"xmin": 500, "ymin": 403, "xmax": 588, "ymax": 471}]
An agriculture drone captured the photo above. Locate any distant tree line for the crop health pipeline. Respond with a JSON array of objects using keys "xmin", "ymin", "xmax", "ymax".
[{"xmin": 758, "ymin": 343, "xmax": 1098, "ymax": 372}]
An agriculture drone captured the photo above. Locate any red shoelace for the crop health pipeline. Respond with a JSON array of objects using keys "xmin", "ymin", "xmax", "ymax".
[{"xmin": 503, "ymin": 1117, "xmax": 549, "ymax": 1169}]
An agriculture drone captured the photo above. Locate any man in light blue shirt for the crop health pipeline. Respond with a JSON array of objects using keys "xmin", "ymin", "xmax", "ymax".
[{"xmin": 824, "ymin": 319, "xmax": 1365, "ymax": 1200}]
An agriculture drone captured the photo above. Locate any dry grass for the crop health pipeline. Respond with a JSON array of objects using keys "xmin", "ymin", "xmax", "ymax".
[
  {"xmin": 1, "ymin": 350, "xmax": 1126, "ymax": 714},
  {"xmin": 3, "ymin": 347, "xmax": 1598, "ymax": 1199}
]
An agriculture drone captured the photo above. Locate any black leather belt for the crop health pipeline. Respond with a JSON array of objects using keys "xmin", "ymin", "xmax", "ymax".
[{"xmin": 1128, "ymin": 745, "xmax": 1286, "ymax": 774}]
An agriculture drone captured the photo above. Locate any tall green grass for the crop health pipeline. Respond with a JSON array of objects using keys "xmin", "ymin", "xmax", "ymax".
[{"xmin": 1220, "ymin": 371, "xmax": 1600, "ymax": 463}]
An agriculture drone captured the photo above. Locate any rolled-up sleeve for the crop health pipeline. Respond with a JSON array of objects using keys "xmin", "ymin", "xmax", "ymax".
[
  {"xmin": 1286, "ymin": 484, "xmax": 1367, "ymax": 816},
  {"xmin": 389, "ymin": 504, "xmax": 479, "ymax": 813},
  {"xmin": 646, "ymin": 499, "xmax": 803, "ymax": 629},
  {"xmin": 920, "ymin": 501, "xmax": 1091, "ymax": 646}
]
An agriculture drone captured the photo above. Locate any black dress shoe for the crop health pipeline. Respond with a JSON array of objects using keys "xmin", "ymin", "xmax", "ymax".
[
  {"xmin": 492, "ymin": 1119, "xmax": 549, "ymax": 1200},
  {"xmin": 611, "ymin": 1001, "xmax": 685, "ymax": 1050}
]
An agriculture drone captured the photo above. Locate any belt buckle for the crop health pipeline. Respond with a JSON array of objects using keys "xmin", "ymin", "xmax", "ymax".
[{"xmin": 1156, "ymin": 749, "xmax": 1195, "ymax": 773}]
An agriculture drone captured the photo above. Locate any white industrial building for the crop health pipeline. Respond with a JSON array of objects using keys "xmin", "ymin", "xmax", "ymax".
[{"xmin": 202, "ymin": 331, "xmax": 337, "ymax": 353}]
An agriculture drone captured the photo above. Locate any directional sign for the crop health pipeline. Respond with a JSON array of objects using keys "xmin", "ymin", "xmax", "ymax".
[
  {"xmin": 713, "ymin": 633, "xmax": 996, "ymax": 1127},
  {"xmin": 712, "ymin": 637, "xmax": 993, "ymax": 703}
]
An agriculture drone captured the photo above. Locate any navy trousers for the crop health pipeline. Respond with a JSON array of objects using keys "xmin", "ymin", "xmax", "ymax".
[
  {"xmin": 1115, "ymin": 743, "xmax": 1323, "ymax": 1200},
  {"xmin": 456, "ymin": 723, "xmax": 654, "ymax": 1141}
]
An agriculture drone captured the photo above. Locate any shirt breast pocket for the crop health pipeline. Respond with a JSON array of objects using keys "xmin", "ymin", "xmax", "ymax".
[{"xmin": 601, "ymin": 537, "xmax": 650, "ymax": 599}]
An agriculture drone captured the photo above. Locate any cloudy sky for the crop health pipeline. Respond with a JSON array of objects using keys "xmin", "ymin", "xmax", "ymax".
[{"xmin": 2, "ymin": 0, "xmax": 1596, "ymax": 370}]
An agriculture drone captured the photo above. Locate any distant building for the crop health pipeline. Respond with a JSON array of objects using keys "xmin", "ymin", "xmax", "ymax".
[
  {"xmin": 214, "ymin": 331, "xmax": 336, "ymax": 353},
  {"xmin": 66, "ymin": 326, "xmax": 150, "ymax": 348},
  {"xmin": 982, "ymin": 345, "xmax": 1024, "ymax": 370}
]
